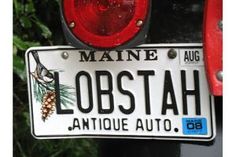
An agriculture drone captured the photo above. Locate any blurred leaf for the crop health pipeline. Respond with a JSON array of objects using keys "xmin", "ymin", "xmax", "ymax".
[
  {"xmin": 13, "ymin": 45, "xmax": 18, "ymax": 55},
  {"xmin": 13, "ymin": 35, "xmax": 40, "ymax": 51},
  {"xmin": 20, "ymin": 16, "xmax": 32, "ymax": 28},
  {"xmin": 13, "ymin": 35, "xmax": 28, "ymax": 50},
  {"xmin": 13, "ymin": 0, "xmax": 22, "ymax": 17},
  {"xmin": 13, "ymin": 54, "xmax": 26, "ymax": 81},
  {"xmin": 35, "ymin": 20, "xmax": 52, "ymax": 39},
  {"xmin": 25, "ymin": 2, "xmax": 35, "ymax": 13},
  {"xmin": 22, "ymin": 112, "xmax": 31, "ymax": 127}
]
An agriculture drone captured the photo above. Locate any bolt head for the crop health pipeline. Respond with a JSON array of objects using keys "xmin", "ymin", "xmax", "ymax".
[
  {"xmin": 136, "ymin": 20, "xmax": 144, "ymax": 27},
  {"xmin": 168, "ymin": 49, "xmax": 177, "ymax": 59},
  {"xmin": 61, "ymin": 52, "xmax": 69, "ymax": 60},
  {"xmin": 216, "ymin": 71, "xmax": 223, "ymax": 81},
  {"xmin": 69, "ymin": 22, "xmax": 75, "ymax": 29},
  {"xmin": 218, "ymin": 20, "xmax": 223, "ymax": 30}
]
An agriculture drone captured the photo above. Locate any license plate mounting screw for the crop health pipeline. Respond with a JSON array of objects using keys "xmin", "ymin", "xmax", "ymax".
[
  {"xmin": 168, "ymin": 48, "xmax": 177, "ymax": 59},
  {"xmin": 61, "ymin": 51, "xmax": 69, "ymax": 60}
]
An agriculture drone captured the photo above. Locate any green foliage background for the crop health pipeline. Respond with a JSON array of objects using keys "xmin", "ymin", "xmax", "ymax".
[{"xmin": 13, "ymin": 0, "xmax": 98, "ymax": 156}]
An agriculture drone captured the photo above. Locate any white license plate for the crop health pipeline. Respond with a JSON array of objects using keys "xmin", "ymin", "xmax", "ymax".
[{"xmin": 26, "ymin": 44, "xmax": 216, "ymax": 141}]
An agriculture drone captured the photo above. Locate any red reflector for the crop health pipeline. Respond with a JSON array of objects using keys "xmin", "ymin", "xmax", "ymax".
[{"xmin": 62, "ymin": 0, "xmax": 150, "ymax": 49}]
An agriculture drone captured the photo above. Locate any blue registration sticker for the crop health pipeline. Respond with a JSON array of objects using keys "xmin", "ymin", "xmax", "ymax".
[{"xmin": 182, "ymin": 118, "xmax": 207, "ymax": 135}]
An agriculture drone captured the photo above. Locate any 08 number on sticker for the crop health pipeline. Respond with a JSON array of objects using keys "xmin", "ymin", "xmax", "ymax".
[{"xmin": 182, "ymin": 118, "xmax": 208, "ymax": 135}]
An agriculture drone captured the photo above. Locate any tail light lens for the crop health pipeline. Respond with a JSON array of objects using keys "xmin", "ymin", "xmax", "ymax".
[{"xmin": 61, "ymin": 0, "xmax": 151, "ymax": 49}]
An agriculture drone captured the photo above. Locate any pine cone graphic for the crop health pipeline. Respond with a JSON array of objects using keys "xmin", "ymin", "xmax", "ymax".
[{"xmin": 41, "ymin": 91, "xmax": 56, "ymax": 121}]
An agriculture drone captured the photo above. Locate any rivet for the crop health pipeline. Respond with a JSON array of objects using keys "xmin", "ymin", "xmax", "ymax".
[
  {"xmin": 168, "ymin": 48, "xmax": 177, "ymax": 59},
  {"xmin": 218, "ymin": 20, "xmax": 223, "ymax": 30},
  {"xmin": 136, "ymin": 20, "xmax": 144, "ymax": 27},
  {"xmin": 61, "ymin": 52, "xmax": 69, "ymax": 60},
  {"xmin": 216, "ymin": 71, "xmax": 223, "ymax": 81},
  {"xmin": 69, "ymin": 22, "xmax": 75, "ymax": 29}
]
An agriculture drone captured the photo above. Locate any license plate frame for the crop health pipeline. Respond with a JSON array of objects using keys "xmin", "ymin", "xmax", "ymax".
[{"xmin": 26, "ymin": 44, "xmax": 216, "ymax": 141}]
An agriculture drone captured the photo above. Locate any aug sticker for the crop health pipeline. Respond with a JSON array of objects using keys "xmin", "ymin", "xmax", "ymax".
[{"xmin": 179, "ymin": 49, "xmax": 204, "ymax": 66}]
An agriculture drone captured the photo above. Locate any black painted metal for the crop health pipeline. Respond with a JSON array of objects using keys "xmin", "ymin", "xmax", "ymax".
[{"xmin": 97, "ymin": 1, "xmax": 222, "ymax": 157}]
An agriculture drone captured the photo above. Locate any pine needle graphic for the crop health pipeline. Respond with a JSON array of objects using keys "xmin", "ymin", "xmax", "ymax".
[{"xmin": 32, "ymin": 73, "xmax": 75, "ymax": 121}]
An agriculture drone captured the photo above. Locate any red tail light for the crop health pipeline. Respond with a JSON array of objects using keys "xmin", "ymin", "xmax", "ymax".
[
  {"xmin": 61, "ymin": 0, "xmax": 151, "ymax": 49},
  {"xmin": 203, "ymin": 0, "xmax": 222, "ymax": 96}
]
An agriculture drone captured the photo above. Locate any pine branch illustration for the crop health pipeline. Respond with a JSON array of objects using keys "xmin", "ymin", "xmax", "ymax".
[{"xmin": 32, "ymin": 77, "xmax": 75, "ymax": 108}]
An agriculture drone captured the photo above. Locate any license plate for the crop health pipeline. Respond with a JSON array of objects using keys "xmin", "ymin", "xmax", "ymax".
[{"xmin": 26, "ymin": 44, "xmax": 216, "ymax": 141}]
